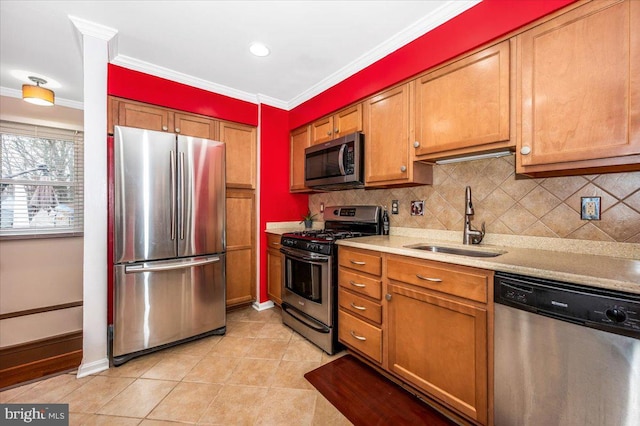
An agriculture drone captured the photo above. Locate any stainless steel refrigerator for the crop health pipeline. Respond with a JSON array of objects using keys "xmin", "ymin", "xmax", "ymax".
[{"xmin": 111, "ymin": 125, "xmax": 226, "ymax": 366}]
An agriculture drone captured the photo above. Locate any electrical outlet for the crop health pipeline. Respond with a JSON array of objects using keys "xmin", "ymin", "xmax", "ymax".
[
  {"xmin": 581, "ymin": 197, "xmax": 601, "ymax": 220},
  {"xmin": 391, "ymin": 200, "xmax": 399, "ymax": 214}
]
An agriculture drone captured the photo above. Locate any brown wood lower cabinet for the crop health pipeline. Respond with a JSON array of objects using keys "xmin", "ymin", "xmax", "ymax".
[
  {"xmin": 225, "ymin": 190, "xmax": 255, "ymax": 307},
  {"xmin": 338, "ymin": 248, "xmax": 494, "ymax": 425},
  {"xmin": 387, "ymin": 282, "xmax": 488, "ymax": 425},
  {"xmin": 266, "ymin": 233, "xmax": 282, "ymax": 305}
]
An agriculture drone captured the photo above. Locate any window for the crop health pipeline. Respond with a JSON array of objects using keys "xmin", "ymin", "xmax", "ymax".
[{"xmin": 0, "ymin": 121, "xmax": 83, "ymax": 238}]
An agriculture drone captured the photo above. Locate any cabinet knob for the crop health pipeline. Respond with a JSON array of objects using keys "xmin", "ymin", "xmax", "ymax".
[
  {"xmin": 520, "ymin": 146, "xmax": 531, "ymax": 155},
  {"xmin": 334, "ymin": 128, "xmax": 339, "ymax": 134},
  {"xmin": 400, "ymin": 165, "xmax": 407, "ymax": 172},
  {"xmin": 162, "ymin": 126, "xmax": 168, "ymax": 131},
  {"xmin": 385, "ymin": 293, "xmax": 392, "ymax": 301},
  {"xmin": 175, "ymin": 128, "xmax": 181, "ymax": 133},
  {"xmin": 413, "ymin": 141, "xmax": 420, "ymax": 148},
  {"xmin": 326, "ymin": 131, "xmax": 332, "ymax": 136}
]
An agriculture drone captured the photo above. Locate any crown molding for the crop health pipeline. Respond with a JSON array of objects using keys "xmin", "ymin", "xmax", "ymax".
[
  {"xmin": 256, "ymin": 94, "xmax": 288, "ymax": 110},
  {"xmin": 111, "ymin": 55, "xmax": 264, "ymax": 105},
  {"xmin": 69, "ymin": 15, "xmax": 118, "ymax": 41},
  {"xmin": 69, "ymin": 15, "xmax": 119, "ymax": 61},
  {"xmin": 0, "ymin": 86, "xmax": 84, "ymax": 110},
  {"xmin": 286, "ymin": 0, "xmax": 481, "ymax": 109}
]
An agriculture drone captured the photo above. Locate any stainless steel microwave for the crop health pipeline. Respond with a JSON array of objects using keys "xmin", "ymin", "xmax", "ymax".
[{"xmin": 304, "ymin": 132, "xmax": 364, "ymax": 190}]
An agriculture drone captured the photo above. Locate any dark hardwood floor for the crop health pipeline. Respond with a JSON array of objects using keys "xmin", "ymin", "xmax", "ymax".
[{"xmin": 305, "ymin": 354, "xmax": 457, "ymax": 426}]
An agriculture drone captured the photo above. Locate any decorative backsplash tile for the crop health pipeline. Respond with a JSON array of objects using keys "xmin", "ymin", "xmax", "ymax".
[{"xmin": 309, "ymin": 155, "xmax": 640, "ymax": 243}]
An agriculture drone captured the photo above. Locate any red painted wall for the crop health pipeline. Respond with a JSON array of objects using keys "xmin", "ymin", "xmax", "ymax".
[
  {"xmin": 259, "ymin": 104, "xmax": 308, "ymax": 302},
  {"xmin": 107, "ymin": 0, "xmax": 577, "ymax": 307},
  {"xmin": 108, "ymin": 64, "xmax": 258, "ymax": 126},
  {"xmin": 289, "ymin": 0, "xmax": 577, "ymax": 129}
]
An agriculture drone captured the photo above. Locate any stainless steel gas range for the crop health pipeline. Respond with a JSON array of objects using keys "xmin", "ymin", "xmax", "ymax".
[{"xmin": 280, "ymin": 205, "xmax": 382, "ymax": 354}]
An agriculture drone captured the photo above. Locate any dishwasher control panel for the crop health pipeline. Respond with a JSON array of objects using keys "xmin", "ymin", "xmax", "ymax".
[{"xmin": 495, "ymin": 272, "xmax": 640, "ymax": 339}]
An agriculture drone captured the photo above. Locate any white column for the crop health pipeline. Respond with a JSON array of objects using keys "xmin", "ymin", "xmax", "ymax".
[{"xmin": 70, "ymin": 16, "xmax": 118, "ymax": 377}]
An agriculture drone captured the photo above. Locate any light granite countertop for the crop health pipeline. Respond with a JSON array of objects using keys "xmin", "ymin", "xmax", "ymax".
[
  {"xmin": 337, "ymin": 234, "xmax": 640, "ymax": 295},
  {"xmin": 265, "ymin": 222, "xmax": 639, "ymax": 294}
]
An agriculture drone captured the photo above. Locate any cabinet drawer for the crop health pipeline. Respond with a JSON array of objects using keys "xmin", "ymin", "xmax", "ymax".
[
  {"xmin": 339, "ymin": 288, "xmax": 382, "ymax": 324},
  {"xmin": 387, "ymin": 256, "xmax": 490, "ymax": 303},
  {"xmin": 266, "ymin": 233, "xmax": 282, "ymax": 251},
  {"xmin": 339, "ymin": 309, "xmax": 382, "ymax": 363},
  {"xmin": 338, "ymin": 268, "xmax": 382, "ymax": 300},
  {"xmin": 338, "ymin": 247, "xmax": 382, "ymax": 276}
]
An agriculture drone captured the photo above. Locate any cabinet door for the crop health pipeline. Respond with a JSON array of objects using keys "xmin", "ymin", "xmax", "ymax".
[
  {"xmin": 117, "ymin": 101, "xmax": 173, "ymax": 133},
  {"xmin": 415, "ymin": 40, "xmax": 512, "ymax": 158},
  {"xmin": 387, "ymin": 283, "xmax": 488, "ymax": 424},
  {"xmin": 225, "ymin": 190, "xmax": 255, "ymax": 307},
  {"xmin": 220, "ymin": 121, "xmax": 257, "ymax": 189},
  {"xmin": 517, "ymin": 0, "xmax": 640, "ymax": 173},
  {"xmin": 333, "ymin": 104, "xmax": 363, "ymax": 138},
  {"xmin": 174, "ymin": 113, "xmax": 218, "ymax": 140},
  {"xmin": 364, "ymin": 84, "xmax": 412, "ymax": 184},
  {"xmin": 267, "ymin": 248, "xmax": 282, "ymax": 305},
  {"xmin": 311, "ymin": 116, "xmax": 334, "ymax": 145},
  {"xmin": 311, "ymin": 104, "xmax": 363, "ymax": 145},
  {"xmin": 290, "ymin": 125, "xmax": 311, "ymax": 192}
]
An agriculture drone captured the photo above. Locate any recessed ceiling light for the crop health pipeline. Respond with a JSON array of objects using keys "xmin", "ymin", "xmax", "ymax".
[{"xmin": 249, "ymin": 42, "xmax": 270, "ymax": 57}]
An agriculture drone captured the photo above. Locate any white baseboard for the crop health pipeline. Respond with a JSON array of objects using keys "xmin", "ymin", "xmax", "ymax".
[
  {"xmin": 77, "ymin": 358, "xmax": 109, "ymax": 378},
  {"xmin": 252, "ymin": 300, "xmax": 275, "ymax": 311}
]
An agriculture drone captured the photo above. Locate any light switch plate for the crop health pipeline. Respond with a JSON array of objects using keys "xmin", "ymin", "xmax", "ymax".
[{"xmin": 581, "ymin": 197, "xmax": 601, "ymax": 220}]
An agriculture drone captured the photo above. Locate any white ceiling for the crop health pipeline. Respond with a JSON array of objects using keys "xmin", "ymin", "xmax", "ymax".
[{"xmin": 0, "ymin": 1, "xmax": 479, "ymax": 110}]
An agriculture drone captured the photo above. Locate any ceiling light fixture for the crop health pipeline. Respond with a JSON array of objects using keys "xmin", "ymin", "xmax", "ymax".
[
  {"xmin": 249, "ymin": 42, "xmax": 270, "ymax": 57},
  {"xmin": 22, "ymin": 76, "xmax": 55, "ymax": 106}
]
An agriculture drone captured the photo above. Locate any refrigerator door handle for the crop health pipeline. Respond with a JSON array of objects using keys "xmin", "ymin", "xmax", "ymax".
[
  {"xmin": 170, "ymin": 150, "xmax": 176, "ymax": 240},
  {"xmin": 179, "ymin": 151, "xmax": 186, "ymax": 240},
  {"xmin": 125, "ymin": 256, "xmax": 220, "ymax": 273}
]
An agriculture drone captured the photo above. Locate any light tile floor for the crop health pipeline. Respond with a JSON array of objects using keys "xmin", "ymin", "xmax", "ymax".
[{"xmin": 0, "ymin": 306, "xmax": 353, "ymax": 425}]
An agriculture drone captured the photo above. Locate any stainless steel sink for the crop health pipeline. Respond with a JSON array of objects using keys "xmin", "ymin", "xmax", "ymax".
[{"xmin": 404, "ymin": 244, "xmax": 505, "ymax": 258}]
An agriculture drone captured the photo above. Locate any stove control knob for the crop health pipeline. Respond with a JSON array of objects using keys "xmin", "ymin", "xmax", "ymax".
[
  {"xmin": 605, "ymin": 308, "xmax": 627, "ymax": 323},
  {"xmin": 334, "ymin": 209, "xmax": 339, "ymax": 215}
]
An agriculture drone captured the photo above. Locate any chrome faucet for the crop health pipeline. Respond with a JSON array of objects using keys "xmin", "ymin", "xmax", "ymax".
[{"xmin": 463, "ymin": 186, "xmax": 485, "ymax": 245}]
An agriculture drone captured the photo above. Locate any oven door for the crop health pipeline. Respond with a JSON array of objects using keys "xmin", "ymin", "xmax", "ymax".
[{"xmin": 280, "ymin": 246, "xmax": 332, "ymax": 326}]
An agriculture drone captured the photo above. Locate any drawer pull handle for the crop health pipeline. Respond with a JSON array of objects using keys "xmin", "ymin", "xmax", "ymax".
[
  {"xmin": 350, "ymin": 260, "xmax": 366, "ymax": 265},
  {"xmin": 349, "ymin": 280, "xmax": 366, "ymax": 288},
  {"xmin": 416, "ymin": 274, "xmax": 443, "ymax": 283},
  {"xmin": 350, "ymin": 331, "xmax": 367, "ymax": 341},
  {"xmin": 350, "ymin": 302, "xmax": 366, "ymax": 311}
]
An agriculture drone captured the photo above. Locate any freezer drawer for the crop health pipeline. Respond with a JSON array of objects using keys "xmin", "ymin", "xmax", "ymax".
[{"xmin": 113, "ymin": 255, "xmax": 226, "ymax": 362}]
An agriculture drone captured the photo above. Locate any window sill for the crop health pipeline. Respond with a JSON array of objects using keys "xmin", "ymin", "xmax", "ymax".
[{"xmin": 0, "ymin": 231, "xmax": 84, "ymax": 241}]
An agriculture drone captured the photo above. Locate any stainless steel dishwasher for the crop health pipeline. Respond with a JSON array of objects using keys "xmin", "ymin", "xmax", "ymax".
[{"xmin": 494, "ymin": 272, "xmax": 640, "ymax": 426}]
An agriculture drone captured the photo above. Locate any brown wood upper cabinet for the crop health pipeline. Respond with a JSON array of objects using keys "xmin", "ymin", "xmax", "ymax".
[
  {"xmin": 109, "ymin": 97, "xmax": 218, "ymax": 140},
  {"xmin": 174, "ymin": 112, "xmax": 218, "ymax": 140},
  {"xmin": 364, "ymin": 83, "xmax": 432, "ymax": 187},
  {"xmin": 414, "ymin": 40, "xmax": 513, "ymax": 160},
  {"xmin": 220, "ymin": 121, "xmax": 257, "ymax": 189},
  {"xmin": 516, "ymin": 0, "xmax": 640, "ymax": 176},
  {"xmin": 311, "ymin": 104, "xmax": 362, "ymax": 145},
  {"xmin": 290, "ymin": 125, "xmax": 312, "ymax": 192}
]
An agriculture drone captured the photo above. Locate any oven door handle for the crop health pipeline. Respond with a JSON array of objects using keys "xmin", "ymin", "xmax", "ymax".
[
  {"xmin": 282, "ymin": 303, "xmax": 330, "ymax": 333},
  {"xmin": 280, "ymin": 247, "xmax": 330, "ymax": 263}
]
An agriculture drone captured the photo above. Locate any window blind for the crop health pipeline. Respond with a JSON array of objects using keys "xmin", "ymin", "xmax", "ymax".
[{"xmin": 0, "ymin": 121, "xmax": 84, "ymax": 238}]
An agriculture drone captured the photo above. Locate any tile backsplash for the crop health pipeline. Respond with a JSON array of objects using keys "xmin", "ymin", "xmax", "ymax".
[{"xmin": 309, "ymin": 155, "xmax": 640, "ymax": 243}]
